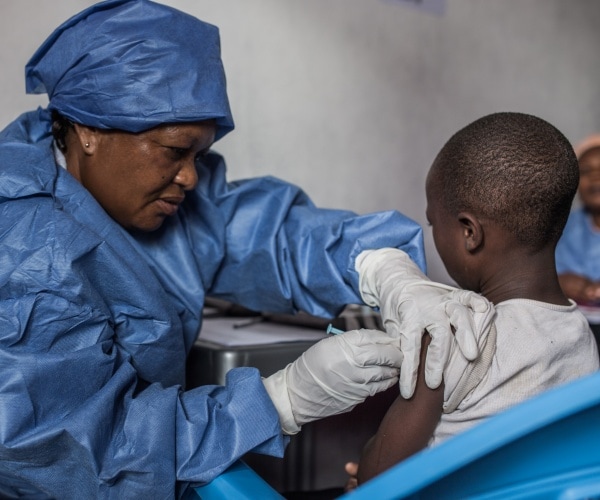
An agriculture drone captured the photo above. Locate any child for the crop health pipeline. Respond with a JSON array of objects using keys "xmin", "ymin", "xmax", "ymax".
[{"xmin": 355, "ymin": 112, "xmax": 600, "ymax": 484}]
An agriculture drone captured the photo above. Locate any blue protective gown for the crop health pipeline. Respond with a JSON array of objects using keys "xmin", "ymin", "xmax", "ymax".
[
  {"xmin": 0, "ymin": 108, "xmax": 424, "ymax": 498},
  {"xmin": 555, "ymin": 208, "xmax": 600, "ymax": 281}
]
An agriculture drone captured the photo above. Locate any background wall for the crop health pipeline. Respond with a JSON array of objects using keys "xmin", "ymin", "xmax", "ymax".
[{"xmin": 1, "ymin": 0, "xmax": 600, "ymax": 283}]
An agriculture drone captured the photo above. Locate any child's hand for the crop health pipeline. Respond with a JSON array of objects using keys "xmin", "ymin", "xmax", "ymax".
[{"xmin": 344, "ymin": 462, "xmax": 359, "ymax": 492}]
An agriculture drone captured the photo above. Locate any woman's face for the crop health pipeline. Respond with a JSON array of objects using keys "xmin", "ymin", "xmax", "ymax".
[
  {"xmin": 70, "ymin": 121, "xmax": 216, "ymax": 232},
  {"xmin": 578, "ymin": 146, "xmax": 600, "ymax": 214}
]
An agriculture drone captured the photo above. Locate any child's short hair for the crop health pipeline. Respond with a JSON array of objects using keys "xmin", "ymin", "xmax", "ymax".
[{"xmin": 430, "ymin": 112, "xmax": 579, "ymax": 250}]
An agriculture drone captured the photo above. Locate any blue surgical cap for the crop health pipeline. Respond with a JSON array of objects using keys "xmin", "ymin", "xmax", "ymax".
[{"xmin": 25, "ymin": 0, "xmax": 234, "ymax": 140}]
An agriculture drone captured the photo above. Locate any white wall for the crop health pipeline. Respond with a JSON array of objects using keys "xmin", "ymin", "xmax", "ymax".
[{"xmin": 2, "ymin": 0, "xmax": 600, "ymax": 283}]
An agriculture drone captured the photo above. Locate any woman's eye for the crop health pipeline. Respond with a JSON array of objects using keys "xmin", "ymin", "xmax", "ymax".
[
  {"xmin": 194, "ymin": 150, "xmax": 210, "ymax": 164},
  {"xmin": 169, "ymin": 147, "xmax": 188, "ymax": 160}
]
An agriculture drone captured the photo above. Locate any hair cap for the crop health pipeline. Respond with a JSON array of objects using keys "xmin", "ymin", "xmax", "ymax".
[{"xmin": 25, "ymin": 0, "xmax": 234, "ymax": 140}]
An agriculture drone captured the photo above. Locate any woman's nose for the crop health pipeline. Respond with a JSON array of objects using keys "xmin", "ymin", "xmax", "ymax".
[{"xmin": 174, "ymin": 160, "xmax": 199, "ymax": 191}]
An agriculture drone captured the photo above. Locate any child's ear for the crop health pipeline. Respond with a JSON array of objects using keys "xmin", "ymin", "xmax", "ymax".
[{"xmin": 457, "ymin": 212, "xmax": 483, "ymax": 253}]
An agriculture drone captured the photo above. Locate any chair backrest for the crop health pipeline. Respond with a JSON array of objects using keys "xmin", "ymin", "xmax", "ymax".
[{"xmin": 338, "ymin": 371, "xmax": 600, "ymax": 500}]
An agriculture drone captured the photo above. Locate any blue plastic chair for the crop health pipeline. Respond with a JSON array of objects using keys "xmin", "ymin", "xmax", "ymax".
[{"xmin": 184, "ymin": 371, "xmax": 600, "ymax": 499}]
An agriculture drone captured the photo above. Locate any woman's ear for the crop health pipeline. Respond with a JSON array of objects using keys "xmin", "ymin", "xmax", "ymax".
[
  {"xmin": 71, "ymin": 123, "xmax": 99, "ymax": 155},
  {"xmin": 457, "ymin": 212, "xmax": 483, "ymax": 253}
]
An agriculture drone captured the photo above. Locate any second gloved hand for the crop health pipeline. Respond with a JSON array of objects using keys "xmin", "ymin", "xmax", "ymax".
[
  {"xmin": 263, "ymin": 329, "xmax": 402, "ymax": 435},
  {"xmin": 356, "ymin": 248, "xmax": 494, "ymax": 399}
]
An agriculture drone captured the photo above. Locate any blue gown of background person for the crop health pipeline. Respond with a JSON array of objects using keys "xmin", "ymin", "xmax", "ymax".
[
  {"xmin": 0, "ymin": 109, "xmax": 423, "ymax": 497},
  {"xmin": 556, "ymin": 208, "xmax": 600, "ymax": 286}
]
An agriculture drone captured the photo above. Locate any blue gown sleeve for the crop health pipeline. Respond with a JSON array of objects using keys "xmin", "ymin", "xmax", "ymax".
[{"xmin": 196, "ymin": 153, "xmax": 425, "ymax": 318}]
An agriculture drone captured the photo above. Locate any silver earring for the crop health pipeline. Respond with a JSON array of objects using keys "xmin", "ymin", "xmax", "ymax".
[{"xmin": 85, "ymin": 142, "xmax": 90, "ymax": 148}]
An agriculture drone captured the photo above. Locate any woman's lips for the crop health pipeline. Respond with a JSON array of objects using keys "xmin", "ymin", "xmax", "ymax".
[{"xmin": 155, "ymin": 196, "xmax": 184, "ymax": 216}]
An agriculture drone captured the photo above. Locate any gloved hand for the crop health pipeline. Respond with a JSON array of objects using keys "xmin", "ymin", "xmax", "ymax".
[
  {"xmin": 356, "ymin": 248, "xmax": 493, "ymax": 399},
  {"xmin": 263, "ymin": 329, "xmax": 402, "ymax": 435}
]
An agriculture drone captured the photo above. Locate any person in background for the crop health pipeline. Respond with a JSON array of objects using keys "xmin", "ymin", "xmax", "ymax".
[
  {"xmin": 350, "ymin": 112, "xmax": 599, "ymax": 485},
  {"xmin": 556, "ymin": 134, "xmax": 600, "ymax": 352},
  {"xmin": 0, "ymin": 1, "xmax": 489, "ymax": 497}
]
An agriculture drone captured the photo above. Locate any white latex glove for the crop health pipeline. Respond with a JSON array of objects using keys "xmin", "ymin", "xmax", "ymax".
[
  {"xmin": 263, "ymin": 329, "xmax": 402, "ymax": 435},
  {"xmin": 356, "ymin": 248, "xmax": 493, "ymax": 399}
]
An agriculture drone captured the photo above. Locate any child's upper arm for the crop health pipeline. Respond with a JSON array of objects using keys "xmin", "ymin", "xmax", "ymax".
[{"xmin": 357, "ymin": 333, "xmax": 444, "ymax": 484}]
